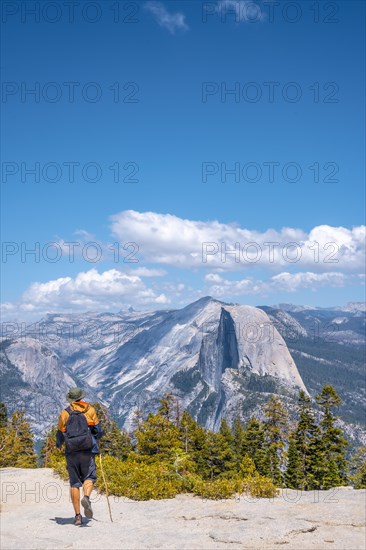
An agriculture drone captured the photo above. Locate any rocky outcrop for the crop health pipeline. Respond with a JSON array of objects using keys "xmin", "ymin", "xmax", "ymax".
[{"xmin": 1, "ymin": 468, "xmax": 365, "ymax": 549}]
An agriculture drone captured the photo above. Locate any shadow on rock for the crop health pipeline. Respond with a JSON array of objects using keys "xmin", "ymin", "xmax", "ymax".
[{"xmin": 51, "ymin": 517, "xmax": 92, "ymax": 526}]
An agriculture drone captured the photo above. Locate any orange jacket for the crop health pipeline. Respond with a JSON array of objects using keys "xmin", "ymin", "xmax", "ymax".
[{"xmin": 58, "ymin": 401, "xmax": 99, "ymax": 433}]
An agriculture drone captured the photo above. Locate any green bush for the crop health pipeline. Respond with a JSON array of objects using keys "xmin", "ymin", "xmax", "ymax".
[
  {"xmin": 49, "ymin": 455, "xmax": 68, "ymax": 481},
  {"xmin": 50, "ymin": 452, "xmax": 278, "ymax": 501},
  {"xmin": 192, "ymin": 477, "xmax": 239, "ymax": 499},
  {"xmin": 240, "ymin": 475, "xmax": 279, "ymax": 498},
  {"xmin": 96, "ymin": 455, "xmax": 184, "ymax": 500}
]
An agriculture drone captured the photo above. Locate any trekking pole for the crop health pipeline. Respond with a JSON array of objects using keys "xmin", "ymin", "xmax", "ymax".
[{"xmin": 99, "ymin": 454, "xmax": 113, "ymax": 522}]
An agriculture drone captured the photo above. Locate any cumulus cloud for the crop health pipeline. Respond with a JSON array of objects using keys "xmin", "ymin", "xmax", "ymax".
[
  {"xmin": 145, "ymin": 2, "xmax": 189, "ymax": 33},
  {"xmin": 1, "ymin": 268, "xmax": 170, "ymax": 320},
  {"xmin": 3, "ymin": 211, "xmax": 364, "ymax": 320},
  {"xmin": 110, "ymin": 210, "xmax": 366, "ymax": 273},
  {"xmin": 204, "ymin": 271, "xmax": 353, "ymax": 298},
  {"xmin": 270, "ymin": 271, "xmax": 347, "ymax": 291}
]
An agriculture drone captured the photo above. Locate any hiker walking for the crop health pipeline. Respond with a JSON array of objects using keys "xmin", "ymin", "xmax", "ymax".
[{"xmin": 56, "ymin": 387, "xmax": 103, "ymax": 526}]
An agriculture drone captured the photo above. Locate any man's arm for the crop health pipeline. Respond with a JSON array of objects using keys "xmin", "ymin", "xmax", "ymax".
[
  {"xmin": 55, "ymin": 410, "xmax": 68, "ymax": 449},
  {"xmin": 91, "ymin": 423, "xmax": 104, "ymax": 439},
  {"xmin": 88, "ymin": 406, "xmax": 104, "ymax": 439},
  {"xmin": 56, "ymin": 429, "xmax": 64, "ymax": 449}
]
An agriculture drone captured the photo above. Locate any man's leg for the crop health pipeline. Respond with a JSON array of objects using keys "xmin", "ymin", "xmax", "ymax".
[
  {"xmin": 81, "ymin": 480, "xmax": 94, "ymax": 518},
  {"xmin": 66, "ymin": 453, "xmax": 82, "ymax": 518},
  {"xmin": 70, "ymin": 487, "xmax": 81, "ymax": 515},
  {"xmin": 83, "ymin": 479, "xmax": 93, "ymax": 498},
  {"xmin": 80, "ymin": 453, "xmax": 96, "ymax": 519}
]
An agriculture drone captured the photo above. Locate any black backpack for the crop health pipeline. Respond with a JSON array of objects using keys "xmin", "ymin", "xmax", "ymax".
[{"xmin": 64, "ymin": 407, "xmax": 93, "ymax": 452}]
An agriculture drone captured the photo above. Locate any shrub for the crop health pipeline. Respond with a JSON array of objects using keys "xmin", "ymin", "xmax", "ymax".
[
  {"xmin": 241, "ymin": 475, "xmax": 279, "ymax": 498},
  {"xmin": 48, "ymin": 454, "xmax": 68, "ymax": 481},
  {"xmin": 96, "ymin": 455, "xmax": 184, "ymax": 500},
  {"xmin": 192, "ymin": 477, "xmax": 239, "ymax": 500}
]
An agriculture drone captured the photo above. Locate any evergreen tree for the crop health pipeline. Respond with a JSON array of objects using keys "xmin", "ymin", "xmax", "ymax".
[
  {"xmin": 157, "ymin": 393, "xmax": 176, "ymax": 421},
  {"xmin": 239, "ymin": 454, "xmax": 258, "ymax": 477},
  {"xmin": 219, "ymin": 419, "xmax": 233, "ymax": 445},
  {"xmin": 316, "ymin": 385, "xmax": 348, "ymax": 487},
  {"xmin": 0, "ymin": 402, "xmax": 7, "ymax": 428},
  {"xmin": 263, "ymin": 396, "xmax": 289, "ymax": 487},
  {"xmin": 178, "ymin": 410, "xmax": 207, "ymax": 474},
  {"xmin": 322, "ymin": 458, "xmax": 341, "ymax": 488},
  {"xmin": 350, "ymin": 447, "xmax": 366, "ymax": 489},
  {"xmin": 131, "ymin": 407, "xmax": 144, "ymax": 431},
  {"xmin": 136, "ymin": 413, "xmax": 182, "ymax": 460},
  {"xmin": 242, "ymin": 417, "xmax": 270, "ymax": 476},
  {"xmin": 284, "ymin": 433, "xmax": 302, "ymax": 489},
  {"xmin": 0, "ymin": 402, "xmax": 9, "ymax": 465},
  {"xmin": 218, "ymin": 419, "xmax": 237, "ymax": 475},
  {"xmin": 292, "ymin": 390, "xmax": 324, "ymax": 490},
  {"xmin": 91, "ymin": 403, "xmax": 132, "ymax": 459},
  {"xmin": 200, "ymin": 430, "xmax": 234, "ymax": 480},
  {"xmin": 1, "ymin": 410, "xmax": 37, "ymax": 468},
  {"xmin": 232, "ymin": 417, "xmax": 245, "ymax": 468},
  {"xmin": 40, "ymin": 424, "xmax": 64, "ymax": 467}
]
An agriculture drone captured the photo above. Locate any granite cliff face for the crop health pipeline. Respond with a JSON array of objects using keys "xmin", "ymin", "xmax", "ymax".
[
  {"xmin": 2, "ymin": 297, "xmax": 364, "ymax": 443},
  {"xmin": 259, "ymin": 303, "xmax": 366, "ymax": 447},
  {"xmin": 0, "ymin": 337, "xmax": 93, "ymax": 434},
  {"xmin": 0, "ymin": 297, "xmax": 307, "ymax": 436}
]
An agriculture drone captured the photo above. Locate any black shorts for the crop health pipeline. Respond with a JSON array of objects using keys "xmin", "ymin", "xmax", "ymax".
[{"xmin": 66, "ymin": 451, "xmax": 97, "ymax": 488}]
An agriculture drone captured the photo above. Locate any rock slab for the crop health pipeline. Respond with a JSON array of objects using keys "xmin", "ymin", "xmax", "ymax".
[{"xmin": 1, "ymin": 468, "xmax": 365, "ymax": 549}]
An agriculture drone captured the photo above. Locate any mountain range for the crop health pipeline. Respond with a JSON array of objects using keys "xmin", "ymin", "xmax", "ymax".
[{"xmin": 1, "ymin": 297, "xmax": 365, "ymax": 447}]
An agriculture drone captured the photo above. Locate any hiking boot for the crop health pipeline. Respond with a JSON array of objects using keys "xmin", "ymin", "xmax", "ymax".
[
  {"xmin": 74, "ymin": 513, "xmax": 82, "ymax": 526},
  {"xmin": 81, "ymin": 496, "xmax": 93, "ymax": 519}
]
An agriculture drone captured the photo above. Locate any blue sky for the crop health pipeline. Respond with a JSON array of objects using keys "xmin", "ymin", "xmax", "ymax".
[{"xmin": 1, "ymin": 0, "xmax": 365, "ymax": 319}]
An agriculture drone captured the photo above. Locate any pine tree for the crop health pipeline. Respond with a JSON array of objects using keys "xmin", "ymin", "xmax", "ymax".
[
  {"xmin": 0, "ymin": 431, "xmax": 13, "ymax": 467},
  {"xmin": 350, "ymin": 447, "xmax": 366, "ymax": 489},
  {"xmin": 306, "ymin": 428, "xmax": 327, "ymax": 489},
  {"xmin": 40, "ymin": 424, "xmax": 64, "ymax": 467},
  {"xmin": 219, "ymin": 419, "xmax": 233, "ymax": 445},
  {"xmin": 136, "ymin": 413, "xmax": 182, "ymax": 460},
  {"xmin": 285, "ymin": 433, "xmax": 302, "ymax": 489},
  {"xmin": 91, "ymin": 403, "xmax": 132, "ymax": 459},
  {"xmin": 218, "ymin": 419, "xmax": 237, "ymax": 476},
  {"xmin": 232, "ymin": 417, "xmax": 245, "ymax": 468},
  {"xmin": 157, "ymin": 393, "xmax": 176, "ymax": 421},
  {"xmin": 322, "ymin": 458, "xmax": 341, "ymax": 488},
  {"xmin": 263, "ymin": 396, "xmax": 289, "ymax": 487},
  {"xmin": 292, "ymin": 390, "xmax": 324, "ymax": 490},
  {"xmin": 239, "ymin": 454, "xmax": 258, "ymax": 478},
  {"xmin": 3, "ymin": 410, "xmax": 37, "ymax": 468},
  {"xmin": 316, "ymin": 385, "xmax": 348, "ymax": 488},
  {"xmin": 178, "ymin": 410, "xmax": 207, "ymax": 474},
  {"xmin": 0, "ymin": 402, "xmax": 7, "ymax": 428},
  {"xmin": 242, "ymin": 417, "xmax": 270, "ymax": 476},
  {"xmin": 200, "ymin": 430, "xmax": 234, "ymax": 480},
  {"xmin": 131, "ymin": 407, "xmax": 144, "ymax": 431},
  {"xmin": 0, "ymin": 402, "xmax": 8, "ymax": 463}
]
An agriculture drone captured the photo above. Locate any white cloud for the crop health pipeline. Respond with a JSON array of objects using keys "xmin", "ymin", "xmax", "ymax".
[
  {"xmin": 3, "ymin": 211, "xmax": 364, "ymax": 320},
  {"xmin": 204, "ymin": 271, "xmax": 352, "ymax": 298},
  {"xmin": 270, "ymin": 271, "xmax": 347, "ymax": 292},
  {"xmin": 145, "ymin": 2, "xmax": 189, "ymax": 34},
  {"xmin": 1, "ymin": 268, "xmax": 170, "ymax": 319},
  {"xmin": 110, "ymin": 210, "xmax": 366, "ymax": 273},
  {"xmin": 128, "ymin": 267, "xmax": 167, "ymax": 277}
]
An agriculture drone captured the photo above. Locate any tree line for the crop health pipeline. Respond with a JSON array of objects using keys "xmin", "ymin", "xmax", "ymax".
[{"xmin": 0, "ymin": 384, "xmax": 365, "ymax": 499}]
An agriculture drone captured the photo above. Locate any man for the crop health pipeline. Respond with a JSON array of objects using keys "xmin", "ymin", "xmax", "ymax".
[{"xmin": 56, "ymin": 387, "xmax": 103, "ymax": 526}]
